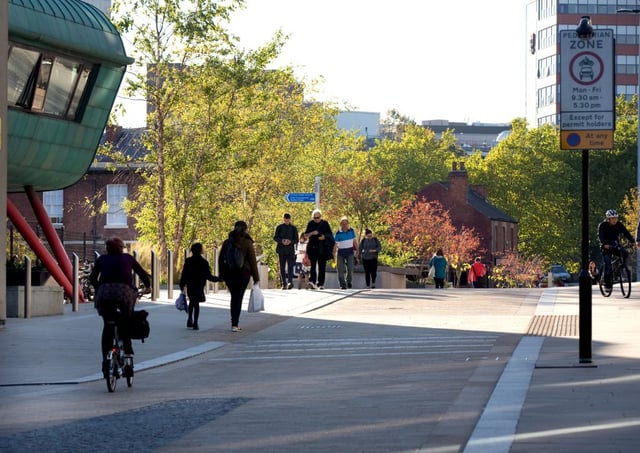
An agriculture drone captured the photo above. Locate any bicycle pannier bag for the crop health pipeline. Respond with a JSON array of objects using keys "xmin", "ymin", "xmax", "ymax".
[{"xmin": 130, "ymin": 310, "xmax": 150, "ymax": 342}]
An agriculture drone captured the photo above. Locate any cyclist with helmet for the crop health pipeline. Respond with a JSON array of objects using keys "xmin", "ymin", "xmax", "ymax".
[{"xmin": 598, "ymin": 209, "xmax": 636, "ymax": 288}]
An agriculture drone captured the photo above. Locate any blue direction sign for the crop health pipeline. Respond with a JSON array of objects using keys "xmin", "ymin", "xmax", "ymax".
[{"xmin": 285, "ymin": 192, "xmax": 316, "ymax": 203}]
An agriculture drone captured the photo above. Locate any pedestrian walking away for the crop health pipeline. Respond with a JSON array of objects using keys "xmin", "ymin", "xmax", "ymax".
[
  {"xmin": 304, "ymin": 209, "xmax": 334, "ymax": 290},
  {"xmin": 219, "ymin": 220, "xmax": 260, "ymax": 332},
  {"xmin": 359, "ymin": 228, "xmax": 381, "ymax": 289},
  {"xmin": 468, "ymin": 257, "xmax": 487, "ymax": 288},
  {"xmin": 90, "ymin": 237, "xmax": 151, "ymax": 378},
  {"xmin": 334, "ymin": 216, "xmax": 358, "ymax": 289},
  {"xmin": 429, "ymin": 249, "xmax": 448, "ymax": 289},
  {"xmin": 179, "ymin": 242, "xmax": 220, "ymax": 330},
  {"xmin": 273, "ymin": 212, "xmax": 299, "ymax": 290}
]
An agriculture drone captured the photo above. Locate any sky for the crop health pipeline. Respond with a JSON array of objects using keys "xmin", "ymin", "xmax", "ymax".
[{"xmin": 118, "ymin": 0, "xmax": 528, "ymax": 127}]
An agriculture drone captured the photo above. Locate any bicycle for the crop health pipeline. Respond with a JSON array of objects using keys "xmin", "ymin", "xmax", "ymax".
[
  {"xmin": 104, "ymin": 315, "xmax": 134, "ymax": 392},
  {"xmin": 104, "ymin": 289, "xmax": 147, "ymax": 392},
  {"xmin": 599, "ymin": 245, "xmax": 632, "ymax": 298}
]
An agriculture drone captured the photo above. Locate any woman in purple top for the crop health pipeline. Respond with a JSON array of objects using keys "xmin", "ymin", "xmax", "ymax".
[{"xmin": 90, "ymin": 237, "xmax": 150, "ymax": 376}]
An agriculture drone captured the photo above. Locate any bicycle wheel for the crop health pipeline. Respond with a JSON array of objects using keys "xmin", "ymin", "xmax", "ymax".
[
  {"xmin": 598, "ymin": 268, "xmax": 612, "ymax": 297},
  {"xmin": 106, "ymin": 352, "xmax": 118, "ymax": 392},
  {"xmin": 619, "ymin": 265, "xmax": 632, "ymax": 298}
]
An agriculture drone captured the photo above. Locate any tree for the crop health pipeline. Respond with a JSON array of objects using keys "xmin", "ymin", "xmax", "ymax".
[
  {"xmin": 368, "ymin": 124, "xmax": 459, "ymax": 203},
  {"xmin": 110, "ymin": 0, "xmax": 244, "ymax": 266},
  {"xmin": 385, "ymin": 199, "xmax": 480, "ymax": 285}
]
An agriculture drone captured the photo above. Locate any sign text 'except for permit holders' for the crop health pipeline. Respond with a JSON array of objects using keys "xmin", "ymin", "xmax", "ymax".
[{"xmin": 285, "ymin": 192, "xmax": 316, "ymax": 203}]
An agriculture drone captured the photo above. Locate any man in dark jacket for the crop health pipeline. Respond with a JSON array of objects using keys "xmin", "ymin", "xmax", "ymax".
[
  {"xmin": 598, "ymin": 209, "xmax": 636, "ymax": 288},
  {"xmin": 180, "ymin": 243, "xmax": 219, "ymax": 330},
  {"xmin": 304, "ymin": 209, "xmax": 333, "ymax": 290},
  {"xmin": 273, "ymin": 213, "xmax": 299, "ymax": 290}
]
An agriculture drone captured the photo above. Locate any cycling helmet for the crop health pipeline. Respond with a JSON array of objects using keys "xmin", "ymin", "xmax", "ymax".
[{"xmin": 605, "ymin": 209, "xmax": 618, "ymax": 218}]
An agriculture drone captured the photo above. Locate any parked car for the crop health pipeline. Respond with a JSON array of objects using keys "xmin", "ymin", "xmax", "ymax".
[{"xmin": 549, "ymin": 264, "xmax": 571, "ymax": 282}]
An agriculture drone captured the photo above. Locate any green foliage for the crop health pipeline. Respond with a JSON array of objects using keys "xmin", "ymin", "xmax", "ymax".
[{"xmin": 108, "ymin": 2, "xmax": 640, "ymax": 285}]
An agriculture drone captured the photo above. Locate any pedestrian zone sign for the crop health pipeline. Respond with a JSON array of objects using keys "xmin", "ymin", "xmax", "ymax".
[{"xmin": 559, "ymin": 29, "xmax": 614, "ymax": 150}]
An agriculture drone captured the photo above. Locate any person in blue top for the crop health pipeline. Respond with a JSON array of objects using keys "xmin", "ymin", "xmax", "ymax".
[
  {"xmin": 429, "ymin": 248, "xmax": 448, "ymax": 289},
  {"xmin": 334, "ymin": 216, "xmax": 358, "ymax": 289}
]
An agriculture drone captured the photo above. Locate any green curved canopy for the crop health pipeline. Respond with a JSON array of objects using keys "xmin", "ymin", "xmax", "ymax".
[{"xmin": 7, "ymin": 0, "xmax": 134, "ymax": 193}]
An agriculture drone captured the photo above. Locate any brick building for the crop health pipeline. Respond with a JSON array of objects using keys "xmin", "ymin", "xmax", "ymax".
[{"xmin": 415, "ymin": 162, "xmax": 518, "ymax": 265}]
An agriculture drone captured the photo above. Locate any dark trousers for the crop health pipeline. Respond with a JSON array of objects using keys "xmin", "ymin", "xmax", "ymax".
[
  {"xmin": 226, "ymin": 273, "xmax": 251, "ymax": 326},
  {"xmin": 101, "ymin": 312, "xmax": 133, "ymax": 360},
  {"xmin": 602, "ymin": 248, "xmax": 627, "ymax": 284},
  {"xmin": 278, "ymin": 253, "xmax": 296, "ymax": 287},
  {"xmin": 187, "ymin": 299, "xmax": 200, "ymax": 324},
  {"xmin": 434, "ymin": 277, "xmax": 445, "ymax": 289},
  {"xmin": 186, "ymin": 287, "xmax": 204, "ymax": 324},
  {"xmin": 362, "ymin": 258, "xmax": 378, "ymax": 286},
  {"xmin": 308, "ymin": 253, "xmax": 328, "ymax": 286}
]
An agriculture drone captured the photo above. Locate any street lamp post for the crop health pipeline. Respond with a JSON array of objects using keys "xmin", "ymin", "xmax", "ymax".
[{"xmin": 618, "ymin": 8, "xmax": 640, "ymax": 281}]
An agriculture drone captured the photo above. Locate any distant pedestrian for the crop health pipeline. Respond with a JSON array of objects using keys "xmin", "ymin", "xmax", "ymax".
[
  {"xmin": 273, "ymin": 213, "xmax": 299, "ymax": 290},
  {"xmin": 295, "ymin": 233, "xmax": 311, "ymax": 289},
  {"xmin": 359, "ymin": 228, "xmax": 381, "ymax": 289},
  {"xmin": 468, "ymin": 257, "xmax": 487, "ymax": 288},
  {"xmin": 219, "ymin": 221, "xmax": 260, "ymax": 332},
  {"xmin": 179, "ymin": 243, "xmax": 219, "ymax": 330},
  {"xmin": 334, "ymin": 216, "xmax": 358, "ymax": 289},
  {"xmin": 429, "ymin": 249, "xmax": 447, "ymax": 289},
  {"xmin": 304, "ymin": 209, "xmax": 334, "ymax": 290}
]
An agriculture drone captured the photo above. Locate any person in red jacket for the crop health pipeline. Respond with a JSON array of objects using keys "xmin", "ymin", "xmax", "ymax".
[{"xmin": 468, "ymin": 257, "xmax": 487, "ymax": 288}]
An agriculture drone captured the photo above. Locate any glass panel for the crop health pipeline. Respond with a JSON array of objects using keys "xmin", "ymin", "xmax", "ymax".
[
  {"xmin": 67, "ymin": 65, "xmax": 92, "ymax": 119},
  {"xmin": 7, "ymin": 46, "xmax": 40, "ymax": 106},
  {"xmin": 43, "ymin": 57, "xmax": 80, "ymax": 116},
  {"xmin": 43, "ymin": 190, "xmax": 64, "ymax": 224},
  {"xmin": 32, "ymin": 56, "xmax": 53, "ymax": 112},
  {"xmin": 107, "ymin": 185, "xmax": 128, "ymax": 226}
]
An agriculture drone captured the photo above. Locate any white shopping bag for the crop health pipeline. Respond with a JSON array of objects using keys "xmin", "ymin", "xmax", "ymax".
[{"xmin": 247, "ymin": 283, "xmax": 264, "ymax": 312}]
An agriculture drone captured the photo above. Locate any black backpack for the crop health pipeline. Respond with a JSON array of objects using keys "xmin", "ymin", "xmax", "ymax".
[
  {"xmin": 130, "ymin": 310, "xmax": 150, "ymax": 342},
  {"xmin": 222, "ymin": 241, "xmax": 244, "ymax": 272}
]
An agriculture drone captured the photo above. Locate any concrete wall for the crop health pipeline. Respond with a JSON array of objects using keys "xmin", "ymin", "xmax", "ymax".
[{"xmin": 6, "ymin": 286, "xmax": 65, "ymax": 317}]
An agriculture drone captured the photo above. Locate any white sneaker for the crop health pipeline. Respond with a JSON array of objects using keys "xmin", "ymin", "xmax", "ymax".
[
  {"xmin": 318, "ymin": 286, "xmax": 325, "ymax": 290},
  {"xmin": 307, "ymin": 282, "xmax": 317, "ymax": 290}
]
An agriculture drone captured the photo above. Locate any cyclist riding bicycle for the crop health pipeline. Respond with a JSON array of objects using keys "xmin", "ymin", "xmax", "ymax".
[
  {"xmin": 597, "ymin": 209, "xmax": 637, "ymax": 289},
  {"xmin": 90, "ymin": 237, "xmax": 151, "ymax": 378}
]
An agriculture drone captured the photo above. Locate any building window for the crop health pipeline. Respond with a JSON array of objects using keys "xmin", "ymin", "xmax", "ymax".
[
  {"xmin": 7, "ymin": 43, "xmax": 95, "ymax": 121},
  {"xmin": 106, "ymin": 184, "xmax": 128, "ymax": 227},
  {"xmin": 43, "ymin": 190, "xmax": 64, "ymax": 225}
]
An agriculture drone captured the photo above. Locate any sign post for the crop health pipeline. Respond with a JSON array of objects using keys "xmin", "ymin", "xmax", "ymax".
[{"xmin": 560, "ymin": 24, "xmax": 614, "ymax": 364}]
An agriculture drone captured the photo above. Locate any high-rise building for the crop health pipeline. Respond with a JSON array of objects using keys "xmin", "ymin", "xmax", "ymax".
[
  {"xmin": 84, "ymin": 0, "xmax": 111, "ymax": 15},
  {"xmin": 526, "ymin": 0, "xmax": 640, "ymax": 127}
]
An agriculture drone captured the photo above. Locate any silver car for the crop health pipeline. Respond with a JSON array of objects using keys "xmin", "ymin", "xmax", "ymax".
[{"xmin": 550, "ymin": 265, "xmax": 571, "ymax": 282}]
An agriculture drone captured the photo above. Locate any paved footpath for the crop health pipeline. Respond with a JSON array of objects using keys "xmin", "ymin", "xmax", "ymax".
[{"xmin": 0, "ymin": 284, "xmax": 638, "ymax": 452}]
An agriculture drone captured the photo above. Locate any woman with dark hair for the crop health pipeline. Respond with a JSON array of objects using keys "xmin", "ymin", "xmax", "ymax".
[
  {"xmin": 219, "ymin": 221, "xmax": 260, "ymax": 332},
  {"xmin": 90, "ymin": 237, "xmax": 150, "ymax": 377},
  {"xmin": 179, "ymin": 242, "xmax": 219, "ymax": 330},
  {"xmin": 428, "ymin": 248, "xmax": 448, "ymax": 289}
]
